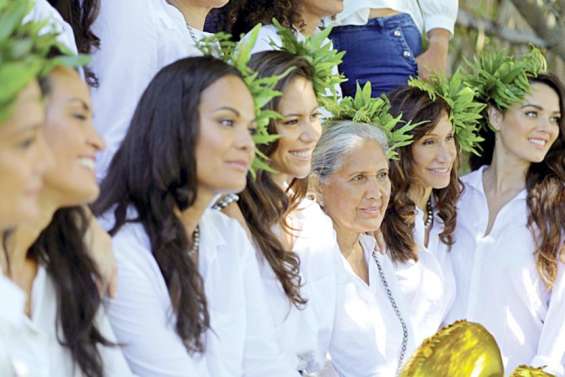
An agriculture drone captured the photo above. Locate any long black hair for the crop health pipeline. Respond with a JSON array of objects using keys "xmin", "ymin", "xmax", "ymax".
[
  {"xmin": 93, "ymin": 56, "xmax": 245, "ymax": 353},
  {"xmin": 47, "ymin": 0, "xmax": 100, "ymax": 85}
]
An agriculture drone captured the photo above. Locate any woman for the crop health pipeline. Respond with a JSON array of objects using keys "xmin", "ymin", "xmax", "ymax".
[
  {"xmin": 222, "ymin": 50, "xmax": 385, "ymax": 376},
  {"xmin": 311, "ymin": 121, "xmax": 417, "ymax": 375},
  {"xmin": 93, "ymin": 56, "xmax": 297, "ymax": 377},
  {"xmin": 329, "ymin": 0, "xmax": 457, "ymax": 96},
  {"xmin": 2, "ymin": 58, "xmax": 134, "ymax": 376},
  {"xmin": 90, "ymin": 0, "xmax": 228, "ymax": 178},
  {"xmin": 447, "ymin": 54, "xmax": 565, "ymax": 374},
  {"xmin": 379, "ymin": 83, "xmax": 464, "ymax": 352}
]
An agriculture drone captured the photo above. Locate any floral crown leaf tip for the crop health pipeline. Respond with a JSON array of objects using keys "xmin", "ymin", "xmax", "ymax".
[
  {"xmin": 197, "ymin": 24, "xmax": 287, "ymax": 174},
  {"xmin": 271, "ymin": 18, "xmax": 346, "ymax": 107},
  {"xmin": 325, "ymin": 81, "xmax": 416, "ymax": 159},
  {"xmin": 0, "ymin": 0, "xmax": 89, "ymax": 122},
  {"xmin": 461, "ymin": 46, "xmax": 547, "ymax": 130},
  {"xmin": 408, "ymin": 72, "xmax": 486, "ymax": 155}
]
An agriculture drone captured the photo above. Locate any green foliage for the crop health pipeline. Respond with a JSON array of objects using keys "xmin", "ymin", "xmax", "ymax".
[
  {"xmin": 197, "ymin": 25, "xmax": 289, "ymax": 174},
  {"xmin": 511, "ymin": 365, "xmax": 556, "ymax": 377},
  {"xmin": 0, "ymin": 0, "xmax": 89, "ymax": 122},
  {"xmin": 409, "ymin": 72, "xmax": 486, "ymax": 154},
  {"xmin": 325, "ymin": 82, "xmax": 417, "ymax": 159},
  {"xmin": 272, "ymin": 19, "xmax": 346, "ymax": 109},
  {"xmin": 461, "ymin": 47, "xmax": 547, "ymax": 130}
]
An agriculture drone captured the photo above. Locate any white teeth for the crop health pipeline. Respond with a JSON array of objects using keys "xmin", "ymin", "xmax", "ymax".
[
  {"xmin": 430, "ymin": 168, "xmax": 449, "ymax": 174},
  {"xmin": 78, "ymin": 158, "xmax": 95, "ymax": 171},
  {"xmin": 529, "ymin": 139, "xmax": 546, "ymax": 146},
  {"xmin": 290, "ymin": 150, "xmax": 311, "ymax": 158}
]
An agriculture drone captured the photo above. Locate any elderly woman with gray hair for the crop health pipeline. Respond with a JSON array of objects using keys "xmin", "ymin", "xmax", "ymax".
[{"xmin": 311, "ymin": 121, "xmax": 418, "ymax": 376}]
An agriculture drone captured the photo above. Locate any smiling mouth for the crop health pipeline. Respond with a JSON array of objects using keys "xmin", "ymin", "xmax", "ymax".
[
  {"xmin": 528, "ymin": 137, "xmax": 548, "ymax": 147},
  {"xmin": 289, "ymin": 150, "xmax": 312, "ymax": 160},
  {"xmin": 225, "ymin": 160, "xmax": 250, "ymax": 172},
  {"xmin": 427, "ymin": 167, "xmax": 450, "ymax": 176},
  {"xmin": 78, "ymin": 157, "xmax": 96, "ymax": 172}
]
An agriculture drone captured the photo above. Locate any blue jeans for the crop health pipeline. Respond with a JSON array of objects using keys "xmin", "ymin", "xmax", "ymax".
[{"xmin": 330, "ymin": 13, "xmax": 423, "ymax": 98}]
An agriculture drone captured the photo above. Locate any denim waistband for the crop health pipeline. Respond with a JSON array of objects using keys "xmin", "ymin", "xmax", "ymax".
[{"xmin": 366, "ymin": 12, "xmax": 415, "ymax": 29}]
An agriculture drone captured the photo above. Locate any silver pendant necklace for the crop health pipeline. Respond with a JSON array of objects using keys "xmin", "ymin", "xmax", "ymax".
[{"xmin": 371, "ymin": 249, "xmax": 408, "ymax": 376}]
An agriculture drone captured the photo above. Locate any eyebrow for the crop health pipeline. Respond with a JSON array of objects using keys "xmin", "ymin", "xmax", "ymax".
[
  {"xmin": 521, "ymin": 103, "xmax": 561, "ymax": 115},
  {"xmin": 282, "ymin": 106, "xmax": 321, "ymax": 117},
  {"xmin": 68, "ymin": 97, "xmax": 91, "ymax": 112},
  {"xmin": 214, "ymin": 106, "xmax": 240, "ymax": 117}
]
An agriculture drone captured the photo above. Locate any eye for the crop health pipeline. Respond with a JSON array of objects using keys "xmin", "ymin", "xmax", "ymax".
[
  {"xmin": 248, "ymin": 127, "xmax": 257, "ymax": 136},
  {"xmin": 377, "ymin": 171, "xmax": 389, "ymax": 180},
  {"xmin": 525, "ymin": 111, "xmax": 538, "ymax": 118},
  {"xmin": 73, "ymin": 113, "xmax": 88, "ymax": 121},
  {"xmin": 446, "ymin": 133, "xmax": 455, "ymax": 141},
  {"xmin": 422, "ymin": 138, "xmax": 434, "ymax": 146},
  {"xmin": 283, "ymin": 118, "xmax": 299, "ymax": 126},
  {"xmin": 550, "ymin": 116, "xmax": 561, "ymax": 125},
  {"xmin": 18, "ymin": 136, "xmax": 36, "ymax": 150},
  {"xmin": 351, "ymin": 174, "xmax": 366, "ymax": 183},
  {"xmin": 311, "ymin": 111, "xmax": 322, "ymax": 120},
  {"xmin": 219, "ymin": 118, "xmax": 235, "ymax": 127}
]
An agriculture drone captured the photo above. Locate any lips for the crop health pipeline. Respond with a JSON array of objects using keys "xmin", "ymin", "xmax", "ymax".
[
  {"xmin": 358, "ymin": 206, "xmax": 382, "ymax": 217},
  {"xmin": 78, "ymin": 157, "xmax": 96, "ymax": 172},
  {"xmin": 528, "ymin": 137, "xmax": 549, "ymax": 148},
  {"xmin": 225, "ymin": 159, "xmax": 250, "ymax": 172},
  {"xmin": 289, "ymin": 148, "xmax": 313, "ymax": 161}
]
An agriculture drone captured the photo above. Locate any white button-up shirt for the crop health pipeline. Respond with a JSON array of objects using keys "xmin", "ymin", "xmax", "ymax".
[
  {"xmin": 446, "ymin": 166, "xmax": 565, "ymax": 376},
  {"xmin": 90, "ymin": 0, "xmax": 208, "ymax": 180},
  {"xmin": 0, "ymin": 267, "xmax": 133, "ymax": 377},
  {"xmin": 255, "ymin": 200, "xmax": 386, "ymax": 376},
  {"xmin": 102, "ymin": 208, "xmax": 298, "ymax": 377},
  {"xmin": 333, "ymin": 0, "xmax": 458, "ymax": 35},
  {"xmin": 25, "ymin": 0, "xmax": 78, "ymax": 53}
]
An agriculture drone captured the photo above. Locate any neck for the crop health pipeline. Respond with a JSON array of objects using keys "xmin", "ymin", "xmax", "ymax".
[
  {"xmin": 176, "ymin": 189, "xmax": 215, "ymax": 236},
  {"xmin": 408, "ymin": 183, "xmax": 433, "ymax": 212},
  {"xmin": 167, "ymin": 0, "xmax": 210, "ymax": 30},
  {"xmin": 485, "ymin": 143, "xmax": 529, "ymax": 194},
  {"xmin": 272, "ymin": 173, "xmax": 291, "ymax": 191},
  {"xmin": 299, "ymin": 7, "xmax": 322, "ymax": 36},
  {"xmin": 334, "ymin": 223, "xmax": 361, "ymax": 259},
  {"xmin": 3, "ymin": 190, "xmax": 60, "ymax": 276}
]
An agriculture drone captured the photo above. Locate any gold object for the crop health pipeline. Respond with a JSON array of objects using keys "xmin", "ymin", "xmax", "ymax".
[
  {"xmin": 399, "ymin": 320, "xmax": 504, "ymax": 377},
  {"xmin": 510, "ymin": 365, "xmax": 556, "ymax": 377}
]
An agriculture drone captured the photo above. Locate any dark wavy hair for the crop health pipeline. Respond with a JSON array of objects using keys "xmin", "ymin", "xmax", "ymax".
[
  {"xmin": 47, "ymin": 0, "xmax": 100, "ymax": 86},
  {"xmin": 207, "ymin": 0, "xmax": 303, "ymax": 39},
  {"xmin": 236, "ymin": 50, "xmax": 316, "ymax": 308},
  {"xmin": 93, "ymin": 56, "xmax": 244, "ymax": 353},
  {"xmin": 28, "ymin": 208, "xmax": 110, "ymax": 377},
  {"xmin": 382, "ymin": 86, "xmax": 462, "ymax": 263},
  {"xmin": 469, "ymin": 73, "xmax": 565, "ymax": 288}
]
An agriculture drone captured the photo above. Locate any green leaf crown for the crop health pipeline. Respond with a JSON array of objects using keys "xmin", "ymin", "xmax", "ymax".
[
  {"xmin": 461, "ymin": 47, "xmax": 547, "ymax": 130},
  {"xmin": 408, "ymin": 72, "xmax": 486, "ymax": 155},
  {"xmin": 197, "ymin": 24, "xmax": 290, "ymax": 173},
  {"xmin": 0, "ymin": 0, "xmax": 89, "ymax": 122},
  {"xmin": 271, "ymin": 19, "xmax": 346, "ymax": 109},
  {"xmin": 324, "ymin": 82, "xmax": 416, "ymax": 159}
]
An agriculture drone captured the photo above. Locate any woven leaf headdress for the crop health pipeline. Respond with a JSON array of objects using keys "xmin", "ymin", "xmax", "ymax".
[
  {"xmin": 325, "ymin": 82, "xmax": 416, "ymax": 159},
  {"xmin": 0, "ymin": 0, "xmax": 89, "ymax": 122},
  {"xmin": 408, "ymin": 72, "xmax": 486, "ymax": 155}
]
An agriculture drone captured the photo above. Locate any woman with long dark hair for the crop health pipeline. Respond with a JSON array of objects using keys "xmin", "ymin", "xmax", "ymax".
[
  {"xmin": 221, "ymin": 50, "xmax": 385, "ymax": 376},
  {"xmin": 446, "ymin": 52, "xmax": 565, "ymax": 374},
  {"xmin": 90, "ymin": 0, "xmax": 229, "ymax": 179},
  {"xmin": 2, "ymin": 58, "xmax": 134, "ymax": 376},
  {"xmin": 379, "ymin": 83, "xmax": 466, "ymax": 352},
  {"xmin": 93, "ymin": 56, "xmax": 297, "ymax": 377}
]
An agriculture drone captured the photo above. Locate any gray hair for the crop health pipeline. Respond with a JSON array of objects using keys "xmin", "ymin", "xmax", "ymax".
[{"xmin": 311, "ymin": 120, "xmax": 389, "ymax": 181}]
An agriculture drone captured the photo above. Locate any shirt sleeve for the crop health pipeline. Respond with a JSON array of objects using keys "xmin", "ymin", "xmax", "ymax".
[
  {"xmin": 530, "ymin": 262, "xmax": 565, "ymax": 377},
  {"xmin": 90, "ymin": 0, "xmax": 160, "ymax": 179},
  {"xmin": 419, "ymin": 0, "xmax": 458, "ymax": 35},
  {"xmin": 95, "ymin": 310, "xmax": 137, "ymax": 376},
  {"xmin": 235, "ymin": 222, "xmax": 301, "ymax": 377},
  {"xmin": 104, "ymin": 230, "xmax": 204, "ymax": 377}
]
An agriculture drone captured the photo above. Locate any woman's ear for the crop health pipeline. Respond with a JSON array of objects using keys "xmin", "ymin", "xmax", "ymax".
[{"xmin": 487, "ymin": 105, "xmax": 503, "ymax": 131}]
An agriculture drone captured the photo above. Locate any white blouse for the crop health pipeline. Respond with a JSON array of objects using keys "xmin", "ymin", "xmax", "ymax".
[
  {"xmin": 90, "ymin": 0, "xmax": 208, "ymax": 180},
  {"xmin": 333, "ymin": 0, "xmax": 458, "ymax": 35},
  {"xmin": 446, "ymin": 167, "xmax": 565, "ymax": 376},
  {"xmin": 103, "ymin": 208, "xmax": 298, "ymax": 377},
  {"xmin": 255, "ymin": 199, "xmax": 386, "ymax": 376},
  {"xmin": 0, "ymin": 267, "xmax": 133, "ymax": 377},
  {"xmin": 25, "ymin": 0, "xmax": 78, "ymax": 54},
  {"xmin": 402, "ymin": 204, "xmax": 457, "ymax": 339}
]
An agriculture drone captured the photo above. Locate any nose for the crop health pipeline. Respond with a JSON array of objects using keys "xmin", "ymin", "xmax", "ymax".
[
  {"xmin": 435, "ymin": 141, "xmax": 455, "ymax": 164},
  {"xmin": 87, "ymin": 123, "xmax": 106, "ymax": 152},
  {"xmin": 235, "ymin": 125, "xmax": 255, "ymax": 157},
  {"xmin": 366, "ymin": 177, "xmax": 383, "ymax": 200},
  {"xmin": 299, "ymin": 118, "xmax": 322, "ymax": 145}
]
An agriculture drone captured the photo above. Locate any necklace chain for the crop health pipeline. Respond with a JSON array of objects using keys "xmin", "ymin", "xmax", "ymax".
[
  {"xmin": 188, "ymin": 225, "xmax": 200, "ymax": 257},
  {"xmin": 372, "ymin": 249, "xmax": 408, "ymax": 376},
  {"xmin": 424, "ymin": 198, "xmax": 433, "ymax": 228},
  {"xmin": 185, "ymin": 20, "xmax": 199, "ymax": 46}
]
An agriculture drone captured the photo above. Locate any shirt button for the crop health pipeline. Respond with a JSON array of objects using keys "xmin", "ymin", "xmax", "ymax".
[
  {"xmin": 403, "ymin": 50, "xmax": 411, "ymax": 58},
  {"xmin": 394, "ymin": 29, "xmax": 402, "ymax": 37}
]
